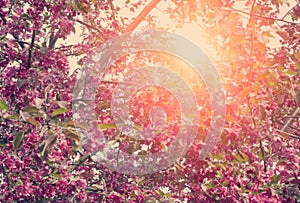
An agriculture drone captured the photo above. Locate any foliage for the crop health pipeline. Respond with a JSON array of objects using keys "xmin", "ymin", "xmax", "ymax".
[{"xmin": 0, "ymin": 0, "xmax": 299, "ymax": 202}]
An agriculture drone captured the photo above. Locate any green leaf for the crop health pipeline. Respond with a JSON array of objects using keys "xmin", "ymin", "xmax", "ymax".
[
  {"xmin": 159, "ymin": 142, "xmax": 168, "ymax": 152},
  {"xmin": 241, "ymin": 152, "xmax": 249, "ymax": 162},
  {"xmin": 20, "ymin": 13, "xmax": 29, "ymax": 18},
  {"xmin": 4, "ymin": 114, "xmax": 19, "ymax": 120},
  {"xmin": 22, "ymin": 106, "xmax": 39, "ymax": 113},
  {"xmin": 52, "ymin": 108, "xmax": 69, "ymax": 117},
  {"xmin": 221, "ymin": 180, "xmax": 229, "ymax": 186},
  {"xmin": 40, "ymin": 132, "xmax": 58, "ymax": 157},
  {"xmin": 268, "ymin": 81, "xmax": 276, "ymax": 87},
  {"xmin": 156, "ymin": 189, "xmax": 165, "ymax": 197},
  {"xmin": 217, "ymin": 163, "xmax": 226, "ymax": 170},
  {"xmin": 34, "ymin": 113, "xmax": 45, "ymax": 118},
  {"xmin": 65, "ymin": 129, "xmax": 80, "ymax": 141},
  {"xmin": 263, "ymin": 31, "xmax": 274, "ymax": 38},
  {"xmin": 271, "ymin": 175, "xmax": 280, "ymax": 184},
  {"xmin": 235, "ymin": 154, "xmax": 244, "ymax": 162},
  {"xmin": 0, "ymin": 34, "xmax": 6, "ymax": 41},
  {"xmin": 13, "ymin": 132, "xmax": 24, "ymax": 150},
  {"xmin": 205, "ymin": 181, "xmax": 216, "ymax": 189},
  {"xmin": 98, "ymin": 123, "xmax": 116, "ymax": 129},
  {"xmin": 91, "ymin": 184, "xmax": 103, "ymax": 190},
  {"xmin": 64, "ymin": 120, "xmax": 76, "ymax": 126},
  {"xmin": 284, "ymin": 70, "xmax": 297, "ymax": 77},
  {"xmin": 234, "ymin": 152, "xmax": 249, "ymax": 162},
  {"xmin": 27, "ymin": 117, "xmax": 41, "ymax": 128},
  {"xmin": 210, "ymin": 153, "xmax": 225, "ymax": 160},
  {"xmin": 0, "ymin": 99, "xmax": 8, "ymax": 110},
  {"xmin": 294, "ymin": 52, "xmax": 300, "ymax": 61},
  {"xmin": 51, "ymin": 173, "xmax": 62, "ymax": 180}
]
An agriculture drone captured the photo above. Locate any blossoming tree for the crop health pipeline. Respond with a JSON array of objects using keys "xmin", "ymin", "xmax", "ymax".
[{"xmin": 0, "ymin": 0, "xmax": 299, "ymax": 202}]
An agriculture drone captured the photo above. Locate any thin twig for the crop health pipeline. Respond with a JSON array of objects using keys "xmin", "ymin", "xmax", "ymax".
[
  {"xmin": 101, "ymin": 80, "xmax": 137, "ymax": 85},
  {"xmin": 277, "ymin": 129, "xmax": 300, "ymax": 140},
  {"xmin": 281, "ymin": 107, "xmax": 300, "ymax": 131},
  {"xmin": 12, "ymin": 34, "xmax": 25, "ymax": 49},
  {"xmin": 284, "ymin": 116, "xmax": 300, "ymax": 118},
  {"xmin": 55, "ymin": 44, "xmax": 77, "ymax": 50},
  {"xmin": 281, "ymin": 5, "xmax": 297, "ymax": 20},
  {"xmin": 75, "ymin": 19, "xmax": 102, "ymax": 33},
  {"xmin": 276, "ymin": 120, "xmax": 299, "ymax": 131},
  {"xmin": 259, "ymin": 139, "xmax": 267, "ymax": 172},
  {"xmin": 13, "ymin": 37, "xmax": 40, "ymax": 49},
  {"xmin": 223, "ymin": 8, "xmax": 300, "ymax": 25},
  {"xmin": 72, "ymin": 151, "xmax": 98, "ymax": 171}
]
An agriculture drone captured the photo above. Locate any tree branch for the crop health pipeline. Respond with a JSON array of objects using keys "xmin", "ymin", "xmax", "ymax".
[
  {"xmin": 125, "ymin": 0, "xmax": 161, "ymax": 32},
  {"xmin": 12, "ymin": 34, "xmax": 25, "ymax": 49},
  {"xmin": 223, "ymin": 8, "xmax": 300, "ymax": 25},
  {"xmin": 281, "ymin": 5, "xmax": 297, "ymax": 20},
  {"xmin": 13, "ymin": 36, "xmax": 40, "ymax": 50},
  {"xmin": 75, "ymin": 19, "xmax": 102, "ymax": 33},
  {"xmin": 280, "ymin": 107, "xmax": 299, "ymax": 131},
  {"xmin": 101, "ymin": 80, "xmax": 137, "ymax": 85},
  {"xmin": 27, "ymin": 30, "xmax": 36, "ymax": 69},
  {"xmin": 259, "ymin": 139, "xmax": 267, "ymax": 172},
  {"xmin": 276, "ymin": 120, "xmax": 299, "ymax": 131},
  {"xmin": 249, "ymin": 0, "xmax": 256, "ymax": 58},
  {"xmin": 74, "ymin": 0, "xmax": 161, "ymax": 35},
  {"xmin": 69, "ymin": 0, "xmax": 162, "ymax": 171},
  {"xmin": 72, "ymin": 151, "xmax": 98, "ymax": 171},
  {"xmin": 49, "ymin": 33, "xmax": 58, "ymax": 49},
  {"xmin": 277, "ymin": 129, "xmax": 300, "ymax": 140},
  {"xmin": 0, "ymin": 13, "xmax": 6, "ymax": 25}
]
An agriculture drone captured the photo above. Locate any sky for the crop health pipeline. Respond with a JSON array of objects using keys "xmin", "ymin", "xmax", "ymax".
[{"xmin": 66, "ymin": 0, "xmax": 298, "ymax": 74}]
